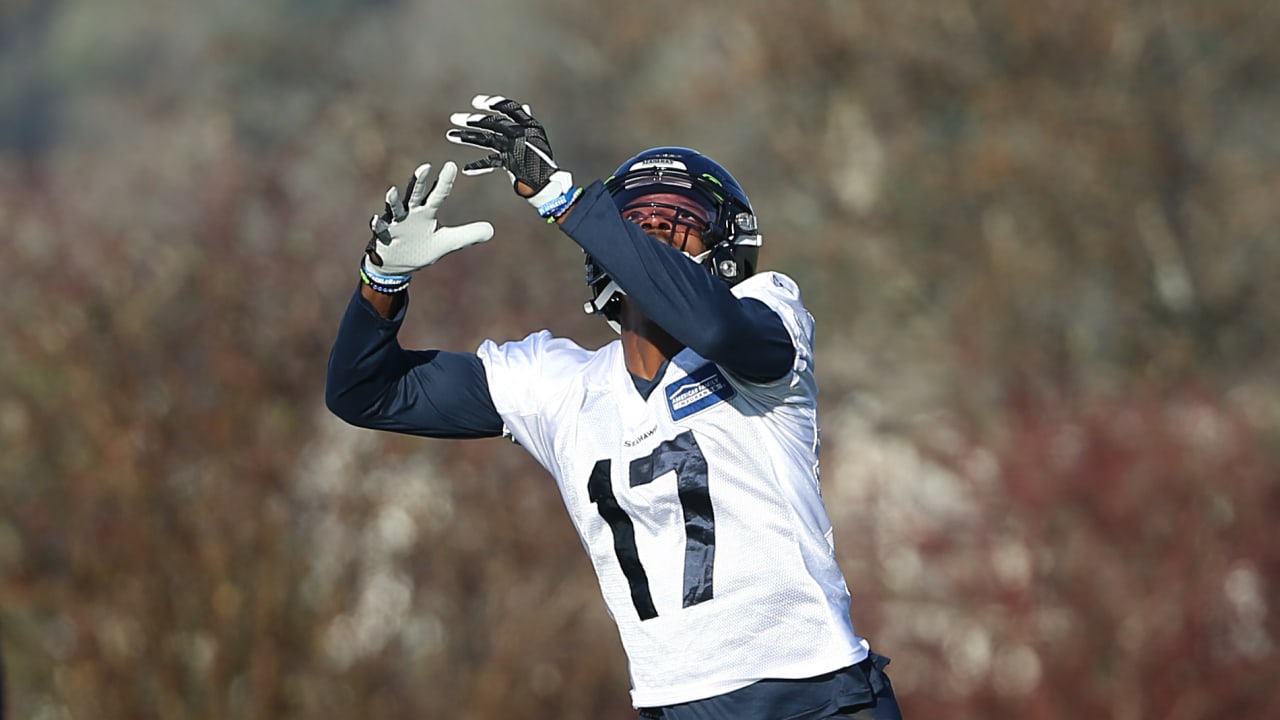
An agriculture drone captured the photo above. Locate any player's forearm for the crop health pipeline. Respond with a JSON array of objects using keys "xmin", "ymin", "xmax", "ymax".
[
  {"xmin": 326, "ymin": 287, "xmax": 505, "ymax": 438},
  {"xmin": 560, "ymin": 183, "xmax": 793, "ymax": 379},
  {"xmin": 326, "ymin": 286, "xmax": 411, "ymax": 424},
  {"xmin": 560, "ymin": 183, "xmax": 716, "ymax": 334},
  {"xmin": 361, "ymin": 283, "xmax": 404, "ymax": 318}
]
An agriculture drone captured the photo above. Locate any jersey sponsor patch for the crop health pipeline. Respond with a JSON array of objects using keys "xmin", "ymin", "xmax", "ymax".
[{"xmin": 665, "ymin": 364, "xmax": 736, "ymax": 421}]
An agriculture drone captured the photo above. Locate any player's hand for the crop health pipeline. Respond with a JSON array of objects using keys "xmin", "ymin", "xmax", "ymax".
[
  {"xmin": 361, "ymin": 161, "xmax": 494, "ymax": 294},
  {"xmin": 446, "ymin": 94, "xmax": 581, "ymax": 220}
]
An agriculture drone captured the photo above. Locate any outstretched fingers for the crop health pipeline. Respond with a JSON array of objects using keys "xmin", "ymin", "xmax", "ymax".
[
  {"xmin": 461, "ymin": 155, "xmax": 506, "ymax": 175},
  {"xmin": 433, "ymin": 220, "xmax": 495, "ymax": 256},
  {"xmin": 446, "ymin": 126, "xmax": 508, "ymax": 176},
  {"xmin": 447, "ymin": 92, "xmax": 559, "ymax": 195},
  {"xmin": 445, "ymin": 127, "xmax": 506, "ymax": 151},
  {"xmin": 470, "ymin": 94, "xmax": 536, "ymax": 125},
  {"xmin": 450, "ymin": 112, "xmax": 521, "ymax": 138},
  {"xmin": 369, "ymin": 214, "xmax": 391, "ymax": 244},
  {"xmin": 384, "ymin": 185, "xmax": 407, "ymax": 222},
  {"xmin": 406, "ymin": 163, "xmax": 432, "ymax": 208},
  {"xmin": 423, "ymin": 161, "xmax": 458, "ymax": 214}
]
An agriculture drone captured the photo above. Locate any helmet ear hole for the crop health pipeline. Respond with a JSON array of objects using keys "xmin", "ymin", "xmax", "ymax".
[
  {"xmin": 717, "ymin": 258, "xmax": 739, "ymax": 280},
  {"xmin": 704, "ymin": 245, "xmax": 741, "ymax": 286}
]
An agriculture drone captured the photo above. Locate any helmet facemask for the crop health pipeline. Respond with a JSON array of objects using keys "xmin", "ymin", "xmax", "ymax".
[
  {"xmin": 620, "ymin": 198, "xmax": 715, "ymax": 258},
  {"xmin": 583, "ymin": 254, "xmax": 624, "ymax": 333}
]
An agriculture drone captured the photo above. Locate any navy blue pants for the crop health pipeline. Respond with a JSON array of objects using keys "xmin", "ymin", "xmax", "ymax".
[
  {"xmin": 823, "ymin": 653, "xmax": 903, "ymax": 719},
  {"xmin": 639, "ymin": 653, "xmax": 903, "ymax": 720}
]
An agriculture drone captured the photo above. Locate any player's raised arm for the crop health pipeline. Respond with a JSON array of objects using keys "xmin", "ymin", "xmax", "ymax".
[
  {"xmin": 447, "ymin": 95, "xmax": 793, "ymax": 382},
  {"xmin": 325, "ymin": 161, "xmax": 503, "ymax": 439}
]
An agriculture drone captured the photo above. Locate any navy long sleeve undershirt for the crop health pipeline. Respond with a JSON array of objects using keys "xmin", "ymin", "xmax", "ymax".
[
  {"xmin": 325, "ymin": 179, "xmax": 795, "ymax": 438},
  {"xmin": 560, "ymin": 181, "xmax": 794, "ymax": 382},
  {"xmin": 325, "ymin": 291, "xmax": 505, "ymax": 439}
]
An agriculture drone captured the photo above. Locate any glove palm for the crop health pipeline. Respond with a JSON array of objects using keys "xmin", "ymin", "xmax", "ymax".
[
  {"xmin": 362, "ymin": 161, "xmax": 494, "ymax": 292},
  {"xmin": 446, "ymin": 94, "xmax": 580, "ymax": 219}
]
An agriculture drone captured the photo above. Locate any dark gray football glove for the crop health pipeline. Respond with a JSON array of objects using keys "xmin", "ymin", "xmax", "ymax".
[{"xmin": 446, "ymin": 94, "xmax": 580, "ymax": 219}]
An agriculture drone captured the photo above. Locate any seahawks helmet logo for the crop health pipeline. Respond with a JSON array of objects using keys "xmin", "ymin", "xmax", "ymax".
[{"xmin": 628, "ymin": 158, "xmax": 688, "ymax": 171}]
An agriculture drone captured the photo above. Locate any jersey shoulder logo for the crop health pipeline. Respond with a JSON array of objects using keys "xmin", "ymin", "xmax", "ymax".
[{"xmin": 665, "ymin": 363, "xmax": 736, "ymax": 421}]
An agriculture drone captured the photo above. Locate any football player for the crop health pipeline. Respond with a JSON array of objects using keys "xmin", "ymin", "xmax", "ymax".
[{"xmin": 326, "ymin": 95, "xmax": 903, "ymax": 719}]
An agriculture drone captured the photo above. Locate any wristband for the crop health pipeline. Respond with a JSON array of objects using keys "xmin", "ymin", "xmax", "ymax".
[
  {"xmin": 528, "ymin": 169, "xmax": 579, "ymax": 220},
  {"xmin": 360, "ymin": 258, "xmax": 412, "ymax": 294},
  {"xmin": 537, "ymin": 186, "xmax": 583, "ymax": 221}
]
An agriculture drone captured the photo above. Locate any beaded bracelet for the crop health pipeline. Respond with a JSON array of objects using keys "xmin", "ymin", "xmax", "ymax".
[{"xmin": 360, "ymin": 262, "xmax": 411, "ymax": 294}]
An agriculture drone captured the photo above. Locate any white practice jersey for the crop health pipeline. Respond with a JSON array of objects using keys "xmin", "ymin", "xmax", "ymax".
[{"xmin": 477, "ymin": 271, "xmax": 866, "ymax": 707}]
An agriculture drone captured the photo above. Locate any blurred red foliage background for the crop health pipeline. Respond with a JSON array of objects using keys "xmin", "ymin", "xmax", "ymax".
[{"xmin": 1, "ymin": 1, "xmax": 1277, "ymax": 718}]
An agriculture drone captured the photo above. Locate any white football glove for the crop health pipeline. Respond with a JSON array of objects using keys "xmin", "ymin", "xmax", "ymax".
[
  {"xmin": 446, "ymin": 94, "xmax": 580, "ymax": 220},
  {"xmin": 361, "ymin": 161, "xmax": 495, "ymax": 293}
]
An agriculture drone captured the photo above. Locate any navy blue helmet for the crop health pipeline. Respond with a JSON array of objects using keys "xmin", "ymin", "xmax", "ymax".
[{"xmin": 584, "ymin": 147, "xmax": 762, "ymax": 328}]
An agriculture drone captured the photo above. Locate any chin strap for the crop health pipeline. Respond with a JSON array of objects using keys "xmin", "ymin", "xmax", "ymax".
[
  {"xmin": 691, "ymin": 244, "xmax": 745, "ymax": 283},
  {"xmin": 685, "ymin": 247, "xmax": 715, "ymax": 264}
]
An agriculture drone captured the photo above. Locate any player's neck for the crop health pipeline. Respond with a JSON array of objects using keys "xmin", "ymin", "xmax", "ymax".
[{"xmin": 620, "ymin": 308, "xmax": 684, "ymax": 381}]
